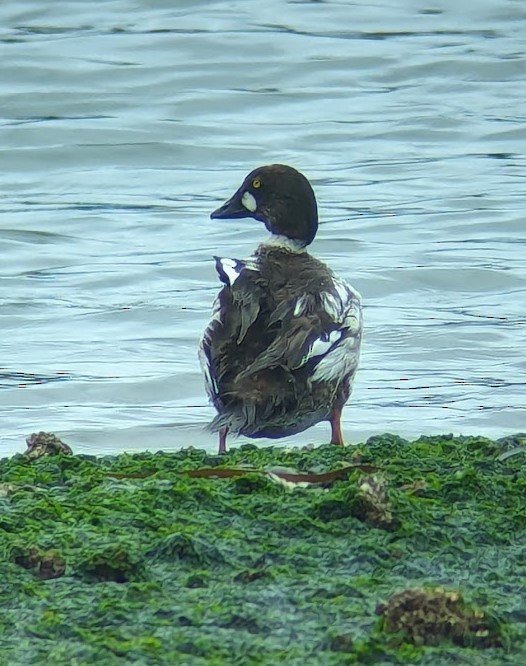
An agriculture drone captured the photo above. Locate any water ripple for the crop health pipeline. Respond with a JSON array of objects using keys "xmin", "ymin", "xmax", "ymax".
[{"xmin": 0, "ymin": 0, "xmax": 524, "ymax": 455}]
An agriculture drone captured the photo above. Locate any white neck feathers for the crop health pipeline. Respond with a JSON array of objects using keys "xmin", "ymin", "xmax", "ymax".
[{"xmin": 261, "ymin": 234, "xmax": 307, "ymax": 253}]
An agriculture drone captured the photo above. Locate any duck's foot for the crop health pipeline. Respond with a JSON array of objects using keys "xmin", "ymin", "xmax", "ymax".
[
  {"xmin": 218, "ymin": 427, "xmax": 228, "ymax": 454},
  {"xmin": 329, "ymin": 407, "xmax": 344, "ymax": 446}
]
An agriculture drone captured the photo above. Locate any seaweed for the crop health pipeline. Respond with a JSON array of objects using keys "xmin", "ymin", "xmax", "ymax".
[{"xmin": 0, "ymin": 433, "xmax": 524, "ymax": 664}]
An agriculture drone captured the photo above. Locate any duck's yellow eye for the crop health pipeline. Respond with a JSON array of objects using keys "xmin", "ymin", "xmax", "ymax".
[{"xmin": 252, "ymin": 177, "xmax": 261, "ymax": 189}]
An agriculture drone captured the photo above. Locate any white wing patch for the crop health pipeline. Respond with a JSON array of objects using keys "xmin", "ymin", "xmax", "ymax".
[
  {"xmin": 214, "ymin": 256, "xmax": 259, "ymax": 288},
  {"xmin": 293, "ymin": 295, "xmax": 308, "ymax": 317},
  {"xmin": 217, "ymin": 258, "xmax": 242, "ymax": 286},
  {"xmin": 320, "ymin": 291, "xmax": 342, "ymax": 320},
  {"xmin": 311, "ymin": 331, "xmax": 361, "ymax": 384},
  {"xmin": 303, "ymin": 330, "xmax": 343, "ymax": 364},
  {"xmin": 310, "ymin": 278, "xmax": 363, "ymax": 383}
]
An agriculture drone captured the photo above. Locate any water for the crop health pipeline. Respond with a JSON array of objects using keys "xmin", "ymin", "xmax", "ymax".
[{"xmin": 1, "ymin": 0, "xmax": 525, "ymax": 457}]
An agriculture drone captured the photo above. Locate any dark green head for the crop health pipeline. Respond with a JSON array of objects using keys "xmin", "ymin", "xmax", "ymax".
[{"xmin": 211, "ymin": 164, "xmax": 319, "ymax": 247}]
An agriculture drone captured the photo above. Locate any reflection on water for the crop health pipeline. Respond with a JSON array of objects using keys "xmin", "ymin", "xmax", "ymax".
[{"xmin": 0, "ymin": 0, "xmax": 525, "ymax": 456}]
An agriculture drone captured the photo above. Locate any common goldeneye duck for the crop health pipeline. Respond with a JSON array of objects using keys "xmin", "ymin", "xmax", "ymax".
[{"xmin": 199, "ymin": 164, "xmax": 363, "ymax": 454}]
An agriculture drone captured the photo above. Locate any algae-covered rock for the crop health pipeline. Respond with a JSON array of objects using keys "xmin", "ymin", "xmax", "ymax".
[
  {"xmin": 25, "ymin": 432, "xmax": 73, "ymax": 459},
  {"xmin": 313, "ymin": 473, "xmax": 400, "ymax": 530},
  {"xmin": 78, "ymin": 545, "xmax": 145, "ymax": 582},
  {"xmin": 351, "ymin": 474, "xmax": 400, "ymax": 530},
  {"xmin": 149, "ymin": 531, "xmax": 226, "ymax": 565},
  {"xmin": 13, "ymin": 545, "xmax": 66, "ymax": 580},
  {"xmin": 376, "ymin": 587, "xmax": 503, "ymax": 648},
  {"xmin": 230, "ymin": 472, "xmax": 276, "ymax": 494},
  {"xmin": 0, "ymin": 433, "xmax": 522, "ymax": 665}
]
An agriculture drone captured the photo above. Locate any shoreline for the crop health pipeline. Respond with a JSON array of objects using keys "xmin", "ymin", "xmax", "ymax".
[{"xmin": 0, "ymin": 433, "xmax": 524, "ymax": 664}]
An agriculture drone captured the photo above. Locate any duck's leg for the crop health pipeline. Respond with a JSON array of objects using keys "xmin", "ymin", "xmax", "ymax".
[
  {"xmin": 329, "ymin": 406, "xmax": 344, "ymax": 446},
  {"xmin": 218, "ymin": 427, "xmax": 228, "ymax": 454}
]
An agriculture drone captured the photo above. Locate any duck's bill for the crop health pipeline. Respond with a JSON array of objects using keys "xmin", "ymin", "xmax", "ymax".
[{"xmin": 211, "ymin": 192, "xmax": 251, "ymax": 220}]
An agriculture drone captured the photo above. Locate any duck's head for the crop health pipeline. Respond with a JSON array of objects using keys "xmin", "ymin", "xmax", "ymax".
[{"xmin": 211, "ymin": 164, "xmax": 318, "ymax": 248}]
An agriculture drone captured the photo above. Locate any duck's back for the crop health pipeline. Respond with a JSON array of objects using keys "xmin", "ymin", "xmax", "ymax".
[{"xmin": 200, "ymin": 245, "xmax": 362, "ymax": 438}]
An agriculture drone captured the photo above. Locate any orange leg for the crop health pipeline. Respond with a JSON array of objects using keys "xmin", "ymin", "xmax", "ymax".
[
  {"xmin": 329, "ymin": 407, "xmax": 344, "ymax": 446},
  {"xmin": 218, "ymin": 427, "xmax": 228, "ymax": 454}
]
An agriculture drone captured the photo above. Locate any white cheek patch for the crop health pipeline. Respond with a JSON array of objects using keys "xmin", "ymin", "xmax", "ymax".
[{"xmin": 241, "ymin": 190, "xmax": 257, "ymax": 212}]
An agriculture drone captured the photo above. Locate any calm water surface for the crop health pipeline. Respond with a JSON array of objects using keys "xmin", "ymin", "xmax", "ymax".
[{"xmin": 1, "ymin": 0, "xmax": 525, "ymax": 456}]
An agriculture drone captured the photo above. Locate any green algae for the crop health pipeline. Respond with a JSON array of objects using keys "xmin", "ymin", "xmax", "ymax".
[{"xmin": 0, "ymin": 434, "xmax": 524, "ymax": 665}]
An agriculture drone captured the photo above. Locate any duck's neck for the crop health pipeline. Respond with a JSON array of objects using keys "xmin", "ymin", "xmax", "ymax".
[{"xmin": 260, "ymin": 234, "xmax": 308, "ymax": 254}]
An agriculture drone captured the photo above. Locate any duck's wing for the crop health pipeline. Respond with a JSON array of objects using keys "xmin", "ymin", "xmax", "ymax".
[
  {"xmin": 199, "ymin": 256, "xmax": 265, "ymax": 404},
  {"xmin": 212, "ymin": 255, "xmax": 267, "ymax": 344},
  {"xmin": 237, "ymin": 275, "xmax": 362, "ymax": 382}
]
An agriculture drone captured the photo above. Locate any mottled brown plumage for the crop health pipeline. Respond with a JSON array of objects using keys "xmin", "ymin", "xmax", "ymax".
[{"xmin": 199, "ymin": 165, "xmax": 362, "ymax": 453}]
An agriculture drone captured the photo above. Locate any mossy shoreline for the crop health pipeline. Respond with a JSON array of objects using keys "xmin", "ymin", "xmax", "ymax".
[{"xmin": 0, "ymin": 433, "xmax": 524, "ymax": 665}]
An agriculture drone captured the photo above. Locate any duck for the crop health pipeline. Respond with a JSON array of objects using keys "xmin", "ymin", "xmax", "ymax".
[{"xmin": 199, "ymin": 164, "xmax": 363, "ymax": 454}]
